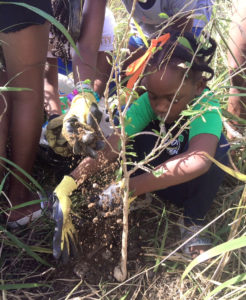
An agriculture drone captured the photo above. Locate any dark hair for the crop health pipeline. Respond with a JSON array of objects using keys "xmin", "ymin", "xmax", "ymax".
[{"xmin": 148, "ymin": 31, "xmax": 217, "ymax": 81}]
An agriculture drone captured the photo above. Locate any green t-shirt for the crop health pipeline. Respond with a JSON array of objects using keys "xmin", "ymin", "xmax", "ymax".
[{"xmin": 124, "ymin": 89, "xmax": 222, "ymax": 140}]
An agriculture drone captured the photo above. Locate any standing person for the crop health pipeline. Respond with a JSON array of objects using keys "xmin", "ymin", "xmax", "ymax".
[
  {"xmin": 51, "ymin": 32, "xmax": 229, "ymax": 261},
  {"xmin": 192, "ymin": 0, "xmax": 214, "ymax": 37},
  {"xmin": 0, "ymin": 0, "xmax": 110, "ymax": 228},
  {"xmin": 51, "ymin": 0, "xmax": 108, "ymax": 92},
  {"xmin": 56, "ymin": 1, "xmax": 214, "ymax": 91},
  {"xmin": 45, "ymin": 0, "xmax": 216, "ymax": 160},
  {"xmin": 0, "ymin": 0, "xmax": 52, "ymax": 228},
  {"xmin": 123, "ymin": 0, "xmax": 214, "ymax": 63},
  {"xmin": 227, "ymin": 0, "xmax": 246, "ymax": 139},
  {"xmin": 44, "ymin": 7, "xmax": 116, "ymax": 120},
  {"xmin": 45, "ymin": 0, "xmax": 111, "ymax": 159}
]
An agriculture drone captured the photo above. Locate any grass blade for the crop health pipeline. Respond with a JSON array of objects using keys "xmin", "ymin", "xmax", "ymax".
[
  {"xmin": 205, "ymin": 272, "xmax": 246, "ymax": 300},
  {"xmin": 0, "ymin": 172, "xmax": 9, "ymax": 194},
  {"xmin": 182, "ymin": 235, "xmax": 246, "ymax": 280},
  {"xmin": 154, "ymin": 207, "xmax": 168, "ymax": 272},
  {"xmin": 0, "ymin": 156, "xmax": 46, "ymax": 198},
  {"xmin": 133, "ymin": 19, "xmax": 149, "ymax": 48},
  {"xmin": 0, "ymin": 283, "xmax": 50, "ymax": 291},
  {"xmin": 0, "ymin": 225, "xmax": 51, "ymax": 266},
  {"xmin": 3, "ymin": 238, "xmax": 53, "ymax": 254},
  {"xmin": 203, "ymin": 153, "xmax": 246, "ymax": 182},
  {"xmin": 0, "ymin": 87, "xmax": 31, "ymax": 92}
]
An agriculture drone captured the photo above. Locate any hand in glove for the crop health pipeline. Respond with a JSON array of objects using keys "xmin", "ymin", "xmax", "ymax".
[
  {"xmin": 62, "ymin": 91, "xmax": 104, "ymax": 158},
  {"xmin": 52, "ymin": 176, "xmax": 78, "ymax": 263},
  {"xmin": 93, "ymin": 180, "xmax": 136, "ymax": 217},
  {"xmin": 46, "ymin": 115, "xmax": 73, "ymax": 157}
]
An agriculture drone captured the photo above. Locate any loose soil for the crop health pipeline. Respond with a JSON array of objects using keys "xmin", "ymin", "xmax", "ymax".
[{"xmin": 1, "ymin": 147, "xmax": 239, "ymax": 299}]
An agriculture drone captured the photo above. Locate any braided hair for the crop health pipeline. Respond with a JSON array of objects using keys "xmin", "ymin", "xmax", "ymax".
[{"xmin": 149, "ymin": 31, "xmax": 217, "ymax": 81}]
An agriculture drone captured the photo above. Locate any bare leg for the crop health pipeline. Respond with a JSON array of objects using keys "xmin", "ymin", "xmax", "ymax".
[
  {"xmin": 72, "ymin": 0, "xmax": 106, "ymax": 86},
  {"xmin": 44, "ymin": 57, "xmax": 61, "ymax": 117},
  {"xmin": 0, "ymin": 22, "xmax": 50, "ymax": 221},
  {"xmin": 93, "ymin": 51, "xmax": 112, "ymax": 97},
  {"xmin": 227, "ymin": 0, "xmax": 246, "ymax": 139}
]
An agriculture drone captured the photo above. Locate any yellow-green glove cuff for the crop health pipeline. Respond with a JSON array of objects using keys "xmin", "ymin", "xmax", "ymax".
[
  {"xmin": 66, "ymin": 92, "xmax": 97, "ymax": 123},
  {"xmin": 55, "ymin": 176, "xmax": 78, "ymax": 199}
]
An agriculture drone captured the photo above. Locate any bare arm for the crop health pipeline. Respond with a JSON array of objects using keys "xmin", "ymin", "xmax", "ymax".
[
  {"xmin": 71, "ymin": 133, "xmax": 219, "ymax": 194},
  {"xmin": 70, "ymin": 134, "xmax": 119, "ymax": 185},
  {"xmin": 228, "ymin": 0, "xmax": 246, "ymax": 69},
  {"xmin": 129, "ymin": 134, "xmax": 219, "ymax": 196},
  {"xmin": 227, "ymin": 0, "xmax": 246, "ymax": 129},
  {"xmin": 72, "ymin": 0, "xmax": 107, "ymax": 86}
]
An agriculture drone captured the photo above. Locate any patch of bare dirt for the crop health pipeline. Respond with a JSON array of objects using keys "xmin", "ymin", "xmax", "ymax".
[{"xmin": 2, "ymin": 150, "xmax": 219, "ymax": 299}]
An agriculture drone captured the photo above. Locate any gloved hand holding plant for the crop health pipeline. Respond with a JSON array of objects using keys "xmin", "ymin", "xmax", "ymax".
[{"xmin": 46, "ymin": 83, "xmax": 105, "ymax": 158}]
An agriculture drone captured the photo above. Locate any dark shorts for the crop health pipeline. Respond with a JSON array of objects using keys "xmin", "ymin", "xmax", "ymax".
[
  {"xmin": 0, "ymin": 0, "xmax": 52, "ymax": 33},
  {"xmin": 129, "ymin": 119, "xmax": 230, "ymax": 225}
]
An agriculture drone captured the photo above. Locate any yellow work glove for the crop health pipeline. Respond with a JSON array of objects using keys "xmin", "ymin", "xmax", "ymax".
[
  {"xmin": 118, "ymin": 88, "xmax": 139, "ymax": 107},
  {"xmin": 46, "ymin": 114, "xmax": 73, "ymax": 157},
  {"xmin": 92, "ymin": 179, "xmax": 136, "ymax": 217},
  {"xmin": 52, "ymin": 175, "xmax": 78, "ymax": 263},
  {"xmin": 62, "ymin": 91, "xmax": 104, "ymax": 158}
]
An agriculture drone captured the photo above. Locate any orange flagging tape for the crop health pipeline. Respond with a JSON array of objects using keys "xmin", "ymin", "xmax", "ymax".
[{"xmin": 125, "ymin": 33, "xmax": 170, "ymax": 101}]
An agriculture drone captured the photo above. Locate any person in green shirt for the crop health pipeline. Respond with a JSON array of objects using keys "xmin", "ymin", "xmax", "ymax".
[{"xmin": 52, "ymin": 31, "xmax": 229, "ymax": 261}]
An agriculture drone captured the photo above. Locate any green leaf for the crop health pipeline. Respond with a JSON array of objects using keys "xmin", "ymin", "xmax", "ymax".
[
  {"xmin": 127, "ymin": 152, "xmax": 137, "ymax": 157},
  {"xmin": 154, "ymin": 207, "xmax": 168, "ymax": 272},
  {"xmin": 116, "ymin": 166, "xmax": 123, "ymax": 182},
  {"xmin": 133, "ymin": 19, "xmax": 149, "ymax": 48},
  {"xmin": 182, "ymin": 235, "xmax": 246, "ymax": 280},
  {"xmin": 159, "ymin": 13, "xmax": 169, "ymax": 19},
  {"xmin": 152, "ymin": 129, "xmax": 161, "ymax": 136},
  {"xmin": 3, "ymin": 238, "xmax": 53, "ymax": 253},
  {"xmin": 0, "ymin": 225, "xmax": 51, "ymax": 266},
  {"xmin": 0, "ymin": 172, "xmax": 9, "ymax": 194},
  {"xmin": 204, "ymin": 152, "xmax": 246, "ymax": 182},
  {"xmin": 205, "ymin": 272, "xmax": 246, "ymax": 300},
  {"xmin": 8, "ymin": 199, "xmax": 44, "ymax": 211},
  {"xmin": 222, "ymin": 85, "xmax": 246, "ymax": 92},
  {"xmin": 177, "ymin": 37, "xmax": 194, "ymax": 54},
  {"xmin": 0, "ymin": 87, "xmax": 31, "ymax": 92},
  {"xmin": 216, "ymin": 93, "xmax": 246, "ymax": 98},
  {"xmin": 201, "ymin": 114, "xmax": 206, "ymax": 122},
  {"xmin": 153, "ymin": 166, "xmax": 165, "ymax": 178},
  {"xmin": 83, "ymin": 79, "xmax": 92, "ymax": 85},
  {"xmin": 221, "ymin": 108, "xmax": 246, "ymax": 124},
  {"xmin": 191, "ymin": 14, "xmax": 208, "ymax": 23},
  {"xmin": 124, "ymin": 116, "xmax": 133, "ymax": 127},
  {"xmin": 0, "ymin": 283, "xmax": 50, "ymax": 291},
  {"xmin": 0, "ymin": 156, "xmax": 46, "ymax": 198},
  {"xmin": 117, "ymin": 139, "xmax": 122, "ymax": 152},
  {"xmin": 181, "ymin": 110, "xmax": 201, "ymax": 116}
]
